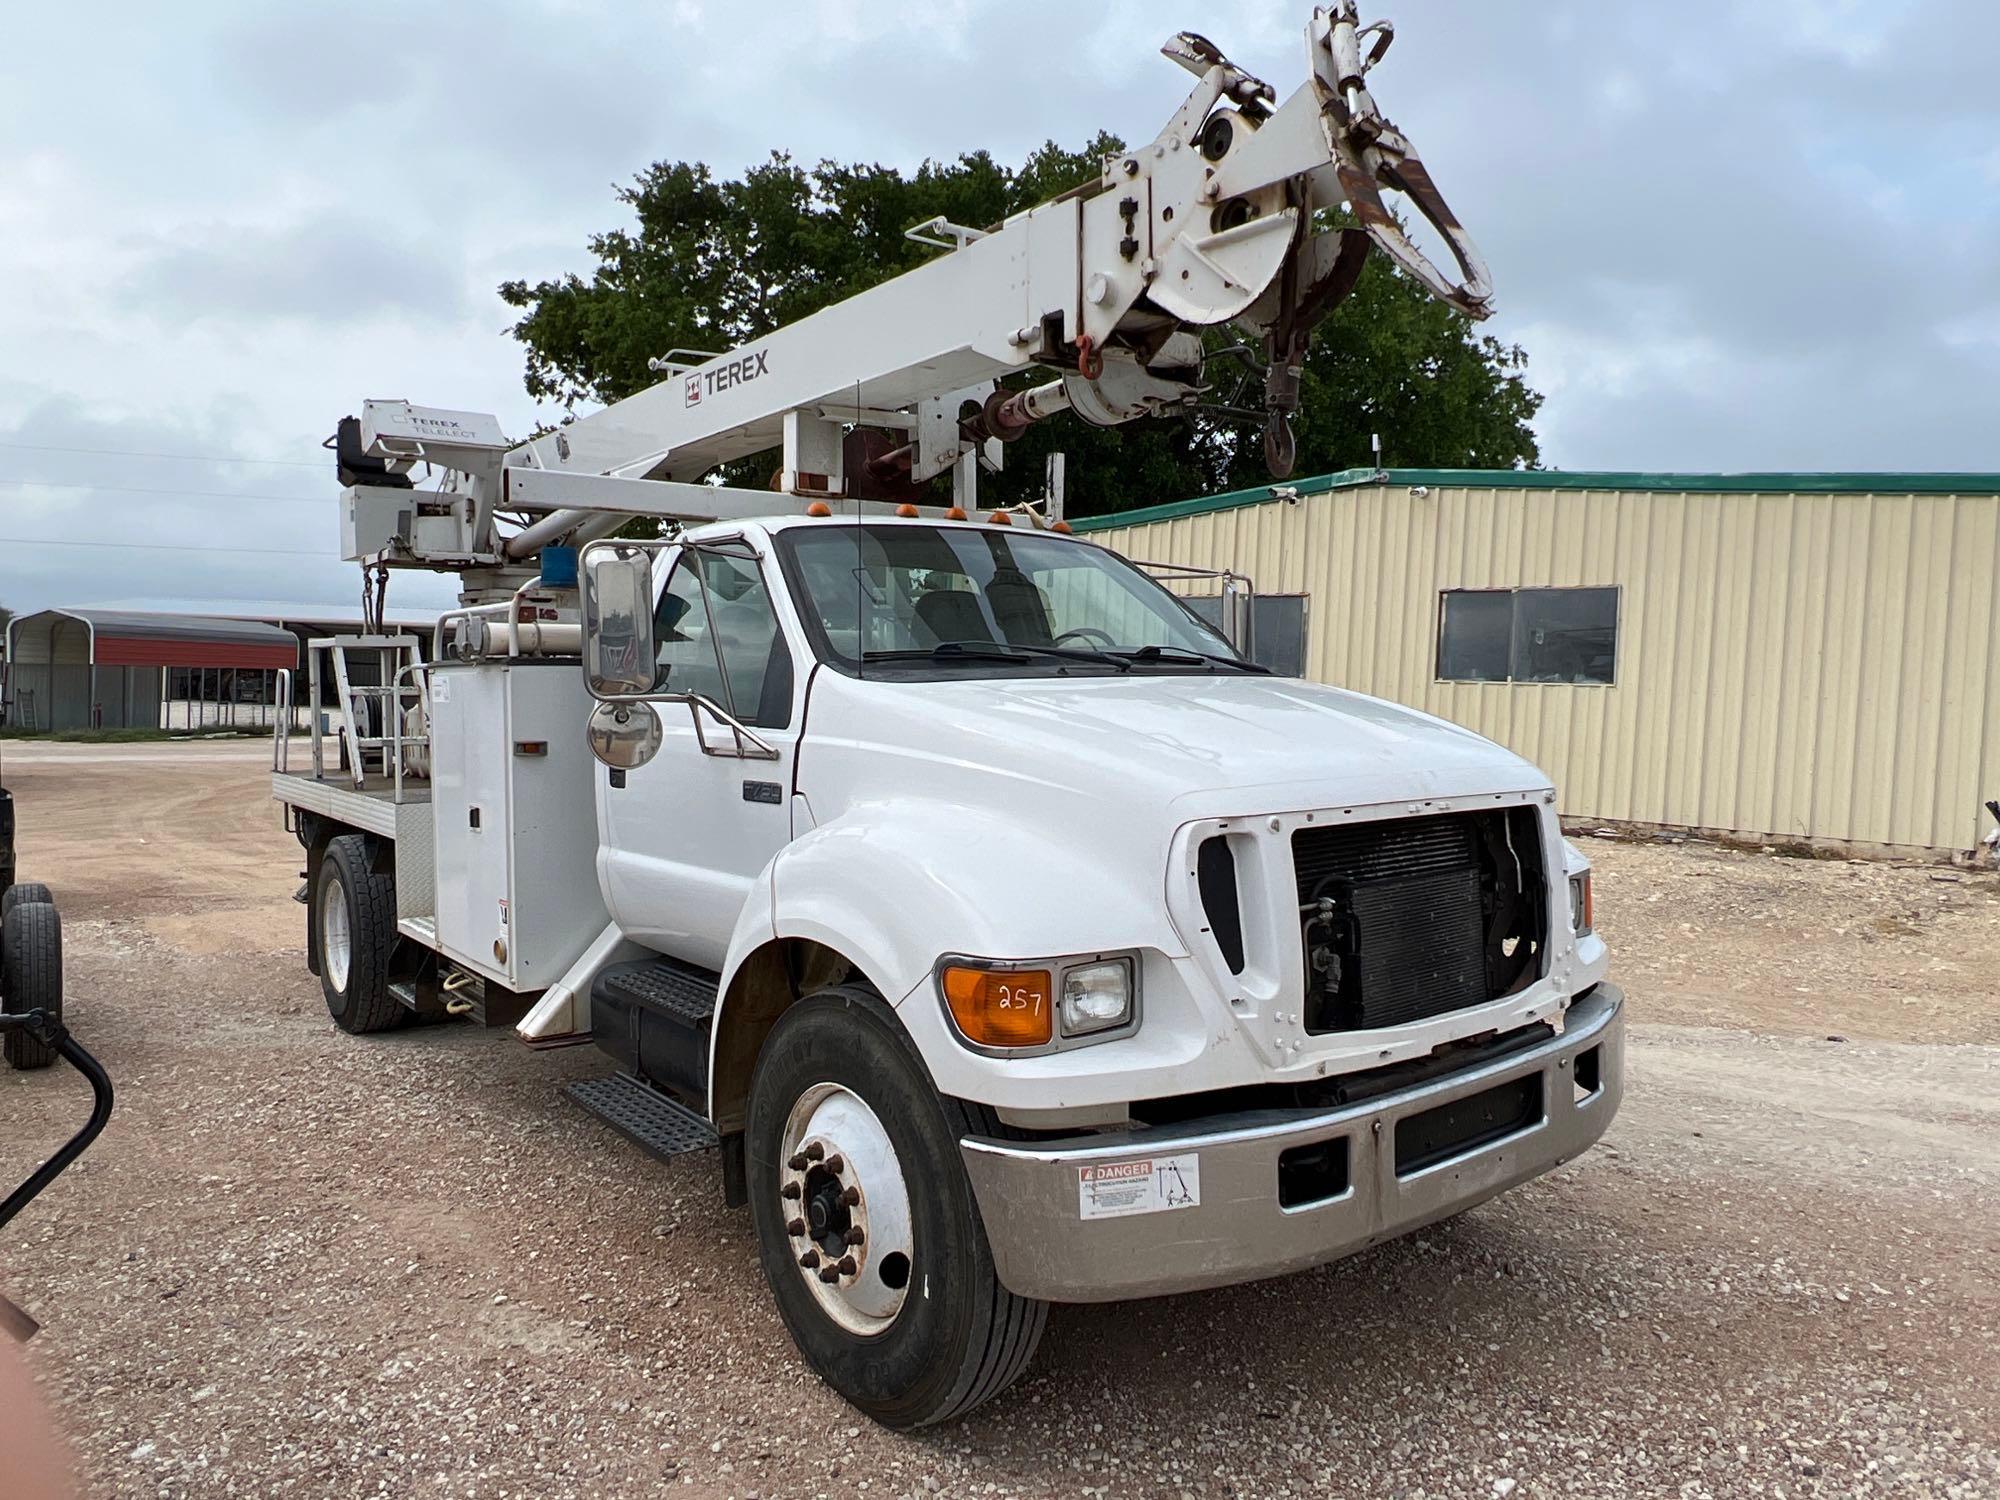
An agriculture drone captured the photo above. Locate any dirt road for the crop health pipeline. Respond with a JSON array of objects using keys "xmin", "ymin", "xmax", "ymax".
[{"xmin": 1, "ymin": 742, "xmax": 1994, "ymax": 1498}]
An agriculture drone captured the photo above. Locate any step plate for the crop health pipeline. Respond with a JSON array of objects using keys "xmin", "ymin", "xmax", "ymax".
[
  {"xmin": 567, "ymin": 1074, "xmax": 719, "ymax": 1159},
  {"xmin": 598, "ymin": 960, "xmax": 718, "ymax": 1025}
]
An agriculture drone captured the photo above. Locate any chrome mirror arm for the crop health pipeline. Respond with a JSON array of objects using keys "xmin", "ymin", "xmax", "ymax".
[{"xmin": 681, "ymin": 693, "xmax": 780, "ymax": 761}]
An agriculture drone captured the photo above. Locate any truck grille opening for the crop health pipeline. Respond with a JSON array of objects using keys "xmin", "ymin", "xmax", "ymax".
[
  {"xmin": 1196, "ymin": 835, "xmax": 1246, "ymax": 975},
  {"xmin": 1292, "ymin": 808, "xmax": 1546, "ymax": 1034}
]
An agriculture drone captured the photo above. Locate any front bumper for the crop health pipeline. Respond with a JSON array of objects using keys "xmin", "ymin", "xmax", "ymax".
[{"xmin": 960, "ymin": 983, "xmax": 1624, "ymax": 1302}]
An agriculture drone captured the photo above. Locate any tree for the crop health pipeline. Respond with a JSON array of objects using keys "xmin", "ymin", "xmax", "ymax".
[{"xmin": 501, "ymin": 142, "xmax": 1540, "ymax": 519}]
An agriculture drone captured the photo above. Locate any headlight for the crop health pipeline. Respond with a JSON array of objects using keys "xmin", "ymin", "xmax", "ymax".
[
  {"xmin": 1568, "ymin": 870, "xmax": 1594, "ymax": 936},
  {"xmin": 1061, "ymin": 959, "xmax": 1133, "ymax": 1036},
  {"xmin": 937, "ymin": 953, "xmax": 1138, "ymax": 1052}
]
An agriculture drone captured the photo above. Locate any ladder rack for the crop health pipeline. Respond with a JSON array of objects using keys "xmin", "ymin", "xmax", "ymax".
[{"xmin": 305, "ymin": 635, "xmax": 430, "ymax": 799}]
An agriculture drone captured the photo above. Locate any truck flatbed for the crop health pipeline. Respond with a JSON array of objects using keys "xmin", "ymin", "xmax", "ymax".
[{"xmin": 271, "ymin": 771, "xmax": 429, "ymax": 843}]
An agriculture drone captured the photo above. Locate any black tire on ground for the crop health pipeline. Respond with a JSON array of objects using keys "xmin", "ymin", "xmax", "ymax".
[
  {"xmin": 313, "ymin": 834, "xmax": 403, "ymax": 1035},
  {"xmin": 2, "ymin": 900, "xmax": 63, "ymax": 1071},
  {"xmin": 745, "ymin": 984, "xmax": 1047, "ymax": 1428},
  {"xmin": 2, "ymin": 881, "xmax": 54, "ymax": 921}
]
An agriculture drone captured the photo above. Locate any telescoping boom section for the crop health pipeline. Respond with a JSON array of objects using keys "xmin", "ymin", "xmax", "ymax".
[{"xmin": 335, "ymin": 3, "xmax": 1492, "ymax": 593}]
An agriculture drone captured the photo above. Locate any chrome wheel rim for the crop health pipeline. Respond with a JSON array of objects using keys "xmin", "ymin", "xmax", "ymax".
[
  {"xmin": 778, "ymin": 1082, "xmax": 914, "ymax": 1336},
  {"xmin": 320, "ymin": 870, "xmax": 351, "ymax": 994}
]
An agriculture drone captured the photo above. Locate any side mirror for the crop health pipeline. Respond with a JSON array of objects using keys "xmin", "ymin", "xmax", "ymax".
[
  {"xmin": 1220, "ymin": 572, "xmax": 1257, "ymax": 661},
  {"xmin": 586, "ymin": 700, "xmax": 663, "ymax": 770},
  {"xmin": 581, "ymin": 542, "xmax": 657, "ymax": 698}
]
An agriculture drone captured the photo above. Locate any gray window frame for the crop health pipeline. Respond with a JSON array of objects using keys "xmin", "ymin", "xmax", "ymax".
[{"xmin": 1435, "ymin": 585, "xmax": 1621, "ymax": 687}]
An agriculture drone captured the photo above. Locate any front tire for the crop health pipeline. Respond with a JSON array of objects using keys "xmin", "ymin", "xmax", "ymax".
[
  {"xmin": 313, "ymin": 835, "xmax": 403, "ymax": 1035},
  {"xmin": 746, "ymin": 984, "xmax": 1046, "ymax": 1428},
  {"xmin": 2, "ymin": 900, "xmax": 62, "ymax": 1070}
]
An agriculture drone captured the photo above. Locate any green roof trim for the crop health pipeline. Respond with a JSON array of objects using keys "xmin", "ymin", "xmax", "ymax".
[{"xmin": 1067, "ymin": 467, "xmax": 2000, "ymax": 533}]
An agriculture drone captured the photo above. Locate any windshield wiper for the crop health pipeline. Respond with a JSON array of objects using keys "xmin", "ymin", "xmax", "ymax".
[
  {"xmin": 1110, "ymin": 645, "xmax": 1270, "ymax": 673},
  {"xmin": 862, "ymin": 641, "xmax": 1132, "ymax": 670}
]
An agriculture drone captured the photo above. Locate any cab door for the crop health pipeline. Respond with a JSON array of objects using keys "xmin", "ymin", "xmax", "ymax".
[{"xmin": 596, "ymin": 537, "xmax": 801, "ymax": 969}]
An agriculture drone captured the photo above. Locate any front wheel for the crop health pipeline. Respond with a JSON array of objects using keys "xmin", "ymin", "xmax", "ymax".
[{"xmin": 746, "ymin": 985, "xmax": 1046, "ymax": 1428}]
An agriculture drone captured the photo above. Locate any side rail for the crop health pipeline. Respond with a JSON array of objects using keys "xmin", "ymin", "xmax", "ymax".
[{"xmin": 271, "ymin": 668, "xmax": 293, "ymax": 772}]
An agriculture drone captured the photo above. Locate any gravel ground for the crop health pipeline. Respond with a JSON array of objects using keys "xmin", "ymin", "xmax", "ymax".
[{"xmin": 1, "ymin": 741, "xmax": 1995, "ymax": 1499}]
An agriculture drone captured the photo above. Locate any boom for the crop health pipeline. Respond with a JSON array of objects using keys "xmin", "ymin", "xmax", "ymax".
[{"xmin": 337, "ymin": 3, "xmax": 1491, "ymax": 600}]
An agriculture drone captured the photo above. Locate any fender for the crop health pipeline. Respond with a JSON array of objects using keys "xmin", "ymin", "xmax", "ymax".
[
  {"xmin": 704, "ymin": 797, "xmax": 1192, "ymax": 1122},
  {"xmin": 778, "ymin": 797, "xmax": 1186, "ymax": 1002}
]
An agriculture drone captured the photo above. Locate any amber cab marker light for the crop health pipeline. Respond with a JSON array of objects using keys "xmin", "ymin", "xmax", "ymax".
[
  {"xmin": 941, "ymin": 965, "xmax": 1054, "ymax": 1048},
  {"xmin": 895, "ymin": 503, "xmax": 920, "ymax": 518},
  {"xmin": 944, "ymin": 506, "xmax": 968, "ymax": 521},
  {"xmin": 988, "ymin": 510, "xmax": 1012, "ymax": 525},
  {"xmin": 804, "ymin": 501, "xmax": 834, "ymax": 517},
  {"xmin": 1051, "ymin": 519, "xmax": 1074, "ymax": 533}
]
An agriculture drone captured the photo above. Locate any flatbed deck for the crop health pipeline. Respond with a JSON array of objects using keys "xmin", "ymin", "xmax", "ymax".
[{"xmin": 271, "ymin": 770, "xmax": 430, "ymax": 842}]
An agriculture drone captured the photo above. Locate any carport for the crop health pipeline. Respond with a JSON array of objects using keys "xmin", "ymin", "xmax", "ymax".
[{"xmin": 2, "ymin": 609, "xmax": 298, "ymax": 731}]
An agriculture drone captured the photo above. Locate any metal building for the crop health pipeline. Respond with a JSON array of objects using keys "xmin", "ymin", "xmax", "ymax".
[
  {"xmin": 1075, "ymin": 468, "xmax": 2000, "ymax": 859},
  {"xmin": 2, "ymin": 609, "xmax": 298, "ymax": 731}
]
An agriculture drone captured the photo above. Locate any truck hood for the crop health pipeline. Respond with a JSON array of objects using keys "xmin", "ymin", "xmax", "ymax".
[{"xmin": 806, "ymin": 670, "xmax": 1549, "ymax": 821}]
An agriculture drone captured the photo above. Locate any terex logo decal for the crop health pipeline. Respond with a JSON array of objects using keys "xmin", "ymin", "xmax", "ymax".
[{"xmin": 683, "ymin": 350, "xmax": 770, "ymax": 408}]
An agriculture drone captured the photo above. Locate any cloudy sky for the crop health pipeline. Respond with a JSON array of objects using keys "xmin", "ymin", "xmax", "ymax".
[{"xmin": 2, "ymin": 0, "xmax": 1994, "ymax": 617}]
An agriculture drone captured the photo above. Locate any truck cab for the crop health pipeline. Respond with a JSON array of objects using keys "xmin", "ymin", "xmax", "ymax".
[{"xmin": 552, "ymin": 513, "xmax": 1623, "ymax": 1424}]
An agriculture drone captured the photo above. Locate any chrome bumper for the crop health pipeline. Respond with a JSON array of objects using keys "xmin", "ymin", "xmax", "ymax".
[{"xmin": 961, "ymin": 984, "xmax": 1624, "ymax": 1303}]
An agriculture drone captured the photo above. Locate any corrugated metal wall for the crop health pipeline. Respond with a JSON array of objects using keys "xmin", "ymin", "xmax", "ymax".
[{"xmin": 1080, "ymin": 480, "xmax": 2000, "ymax": 856}]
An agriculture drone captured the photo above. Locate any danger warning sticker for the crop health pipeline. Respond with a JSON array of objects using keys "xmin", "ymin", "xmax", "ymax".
[{"xmin": 1076, "ymin": 1154, "xmax": 1201, "ymax": 1220}]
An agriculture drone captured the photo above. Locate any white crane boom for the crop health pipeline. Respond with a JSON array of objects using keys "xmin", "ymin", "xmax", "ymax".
[{"xmin": 337, "ymin": 3, "xmax": 1490, "ymax": 596}]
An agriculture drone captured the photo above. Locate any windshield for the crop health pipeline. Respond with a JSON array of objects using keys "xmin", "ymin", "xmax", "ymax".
[{"xmin": 775, "ymin": 523, "xmax": 1247, "ymax": 674}]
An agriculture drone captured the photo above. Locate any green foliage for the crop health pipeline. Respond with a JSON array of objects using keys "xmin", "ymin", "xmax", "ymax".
[{"xmin": 500, "ymin": 140, "xmax": 1541, "ymax": 518}]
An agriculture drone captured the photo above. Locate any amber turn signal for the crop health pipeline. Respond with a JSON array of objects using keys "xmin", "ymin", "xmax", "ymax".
[{"xmin": 941, "ymin": 966, "xmax": 1053, "ymax": 1048}]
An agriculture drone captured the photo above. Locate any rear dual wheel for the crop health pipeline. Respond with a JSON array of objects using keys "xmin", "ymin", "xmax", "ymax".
[
  {"xmin": 746, "ymin": 985, "xmax": 1045, "ymax": 1428},
  {"xmin": 312, "ymin": 835, "xmax": 403, "ymax": 1035}
]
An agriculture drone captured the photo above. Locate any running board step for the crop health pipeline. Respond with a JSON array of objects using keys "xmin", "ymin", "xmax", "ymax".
[
  {"xmin": 567, "ymin": 1074, "xmax": 719, "ymax": 1160},
  {"xmin": 590, "ymin": 956, "xmax": 720, "ymax": 1105}
]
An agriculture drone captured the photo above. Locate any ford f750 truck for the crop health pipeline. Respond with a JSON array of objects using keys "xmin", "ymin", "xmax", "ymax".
[{"xmin": 271, "ymin": 4, "xmax": 1622, "ymax": 1426}]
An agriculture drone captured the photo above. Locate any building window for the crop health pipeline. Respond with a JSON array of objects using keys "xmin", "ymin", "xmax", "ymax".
[{"xmin": 1437, "ymin": 586, "xmax": 1618, "ymax": 685}]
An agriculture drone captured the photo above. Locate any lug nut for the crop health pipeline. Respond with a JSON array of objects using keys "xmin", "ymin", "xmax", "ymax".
[
  {"xmin": 781, "ymin": 1182, "xmax": 801, "ymax": 1200},
  {"xmin": 837, "ymin": 1255, "xmax": 858, "ymax": 1276},
  {"xmin": 787, "ymin": 1218, "xmax": 806, "ymax": 1237},
  {"xmin": 818, "ymin": 1265, "xmax": 841, "ymax": 1284},
  {"xmin": 804, "ymin": 1142, "xmax": 825, "ymax": 1162},
  {"xmin": 840, "ymin": 1187, "xmax": 861, "ymax": 1207},
  {"xmin": 787, "ymin": 1152, "xmax": 809, "ymax": 1171},
  {"xmin": 799, "ymin": 1249, "xmax": 820, "ymax": 1268},
  {"xmin": 843, "ymin": 1227, "xmax": 865, "ymax": 1247},
  {"xmin": 824, "ymin": 1154, "xmax": 844, "ymax": 1174}
]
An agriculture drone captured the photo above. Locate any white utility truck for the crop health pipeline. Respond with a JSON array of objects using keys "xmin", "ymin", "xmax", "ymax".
[{"xmin": 274, "ymin": 5, "xmax": 1622, "ymax": 1427}]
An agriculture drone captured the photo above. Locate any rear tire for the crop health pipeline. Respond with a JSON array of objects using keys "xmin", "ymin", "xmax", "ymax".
[
  {"xmin": 2, "ymin": 881, "xmax": 54, "ymax": 920},
  {"xmin": 746, "ymin": 984, "xmax": 1046, "ymax": 1428},
  {"xmin": 313, "ymin": 835, "xmax": 403, "ymax": 1034},
  {"xmin": 3, "ymin": 900, "xmax": 62, "ymax": 1071}
]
